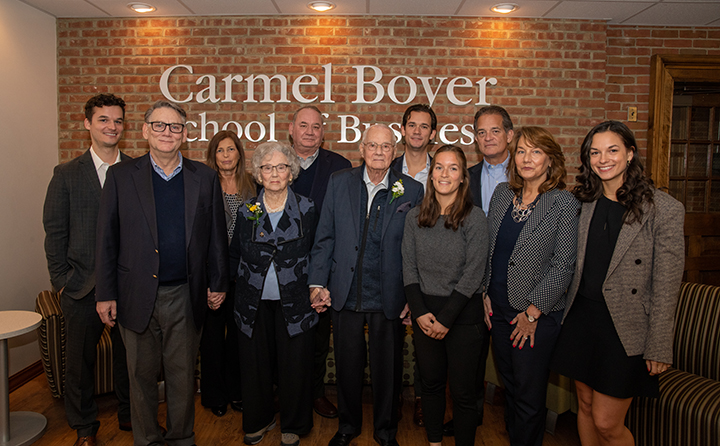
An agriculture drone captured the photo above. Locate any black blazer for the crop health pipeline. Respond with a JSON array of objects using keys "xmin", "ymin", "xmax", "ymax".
[
  {"xmin": 291, "ymin": 147, "xmax": 351, "ymax": 212},
  {"xmin": 95, "ymin": 153, "xmax": 229, "ymax": 333},
  {"xmin": 468, "ymin": 161, "xmax": 484, "ymax": 210},
  {"xmin": 43, "ymin": 149, "xmax": 130, "ymax": 299}
]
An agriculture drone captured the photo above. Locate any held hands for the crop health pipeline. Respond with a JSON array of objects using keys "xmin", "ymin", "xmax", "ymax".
[
  {"xmin": 207, "ymin": 289, "xmax": 226, "ymax": 310},
  {"xmin": 510, "ymin": 304, "xmax": 540, "ymax": 349},
  {"xmin": 416, "ymin": 313, "xmax": 449, "ymax": 340},
  {"xmin": 646, "ymin": 360, "xmax": 671, "ymax": 376},
  {"xmin": 310, "ymin": 287, "xmax": 331, "ymax": 313},
  {"xmin": 96, "ymin": 300, "xmax": 117, "ymax": 327}
]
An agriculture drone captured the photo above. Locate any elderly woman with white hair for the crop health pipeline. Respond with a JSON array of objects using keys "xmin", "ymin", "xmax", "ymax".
[{"xmin": 229, "ymin": 141, "xmax": 319, "ymax": 446}]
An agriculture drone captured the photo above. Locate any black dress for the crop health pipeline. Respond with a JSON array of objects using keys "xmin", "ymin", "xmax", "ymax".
[{"xmin": 550, "ymin": 196, "xmax": 659, "ymax": 398}]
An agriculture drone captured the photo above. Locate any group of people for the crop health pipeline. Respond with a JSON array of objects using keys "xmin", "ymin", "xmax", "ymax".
[{"xmin": 43, "ymin": 93, "xmax": 684, "ymax": 446}]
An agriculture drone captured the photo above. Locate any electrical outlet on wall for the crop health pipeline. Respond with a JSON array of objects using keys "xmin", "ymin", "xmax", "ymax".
[{"xmin": 628, "ymin": 107, "xmax": 638, "ymax": 122}]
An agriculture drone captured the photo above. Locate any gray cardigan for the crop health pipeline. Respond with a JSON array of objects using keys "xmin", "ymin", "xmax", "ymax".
[{"xmin": 562, "ymin": 190, "xmax": 685, "ymax": 364}]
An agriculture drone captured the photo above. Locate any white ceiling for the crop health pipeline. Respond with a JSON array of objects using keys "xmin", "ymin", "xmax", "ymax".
[{"xmin": 17, "ymin": 0, "xmax": 720, "ymax": 26}]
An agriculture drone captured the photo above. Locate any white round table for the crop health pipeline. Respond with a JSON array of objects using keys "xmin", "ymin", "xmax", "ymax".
[{"xmin": 0, "ymin": 311, "xmax": 47, "ymax": 446}]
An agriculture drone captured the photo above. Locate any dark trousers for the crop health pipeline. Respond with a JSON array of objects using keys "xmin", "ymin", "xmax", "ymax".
[
  {"xmin": 238, "ymin": 300, "xmax": 315, "ymax": 436},
  {"xmin": 490, "ymin": 307, "xmax": 562, "ymax": 446},
  {"xmin": 414, "ymin": 322, "xmax": 486, "ymax": 446},
  {"xmin": 312, "ymin": 310, "xmax": 332, "ymax": 399},
  {"xmin": 200, "ymin": 281, "xmax": 241, "ymax": 407},
  {"xmin": 61, "ymin": 290, "xmax": 130, "ymax": 437},
  {"xmin": 331, "ymin": 309, "xmax": 403, "ymax": 441},
  {"xmin": 120, "ymin": 284, "xmax": 201, "ymax": 446}
]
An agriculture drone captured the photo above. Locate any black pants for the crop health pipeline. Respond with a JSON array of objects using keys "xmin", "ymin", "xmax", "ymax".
[
  {"xmin": 414, "ymin": 321, "xmax": 486, "ymax": 446},
  {"xmin": 312, "ymin": 310, "xmax": 332, "ymax": 399},
  {"xmin": 332, "ymin": 309, "xmax": 403, "ymax": 442},
  {"xmin": 61, "ymin": 289, "xmax": 130, "ymax": 437},
  {"xmin": 199, "ymin": 281, "xmax": 241, "ymax": 407},
  {"xmin": 238, "ymin": 300, "xmax": 315, "ymax": 435},
  {"xmin": 490, "ymin": 306, "xmax": 562, "ymax": 446}
]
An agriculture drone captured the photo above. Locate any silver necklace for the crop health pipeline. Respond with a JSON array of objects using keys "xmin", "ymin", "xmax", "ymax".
[{"xmin": 511, "ymin": 193, "xmax": 539, "ymax": 223}]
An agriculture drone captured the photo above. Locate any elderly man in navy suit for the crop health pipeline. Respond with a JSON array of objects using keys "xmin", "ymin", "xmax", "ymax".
[
  {"xmin": 288, "ymin": 105, "xmax": 351, "ymax": 419},
  {"xmin": 309, "ymin": 124, "xmax": 423, "ymax": 446},
  {"xmin": 43, "ymin": 93, "xmax": 132, "ymax": 446},
  {"xmin": 96, "ymin": 100, "xmax": 228, "ymax": 446}
]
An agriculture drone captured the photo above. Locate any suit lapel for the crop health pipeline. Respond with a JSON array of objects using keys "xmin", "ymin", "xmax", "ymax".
[
  {"xmin": 253, "ymin": 190, "xmax": 303, "ymax": 245},
  {"xmin": 488, "ymin": 185, "xmax": 514, "ymax": 255},
  {"xmin": 515, "ymin": 189, "xmax": 558, "ymax": 252},
  {"xmin": 183, "ymin": 160, "xmax": 200, "ymax": 249},
  {"xmin": 79, "ymin": 150, "xmax": 102, "ymax": 197},
  {"xmin": 132, "ymin": 154, "xmax": 159, "ymax": 248},
  {"xmin": 348, "ymin": 167, "xmax": 363, "ymax": 240},
  {"xmin": 575, "ymin": 200, "xmax": 597, "ymax": 277},
  {"xmin": 381, "ymin": 169, "xmax": 401, "ymax": 238},
  {"xmin": 309, "ymin": 149, "xmax": 329, "ymax": 203},
  {"xmin": 606, "ymin": 201, "xmax": 651, "ymax": 278}
]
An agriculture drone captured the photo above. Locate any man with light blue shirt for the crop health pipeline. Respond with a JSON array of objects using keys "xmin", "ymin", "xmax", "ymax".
[
  {"xmin": 391, "ymin": 104, "xmax": 437, "ymax": 191},
  {"xmin": 443, "ymin": 105, "xmax": 514, "ymax": 438}
]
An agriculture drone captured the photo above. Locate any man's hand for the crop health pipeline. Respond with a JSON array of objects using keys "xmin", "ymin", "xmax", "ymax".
[
  {"xmin": 310, "ymin": 287, "xmax": 331, "ymax": 313},
  {"xmin": 208, "ymin": 290, "xmax": 226, "ymax": 310},
  {"xmin": 399, "ymin": 303, "xmax": 412, "ymax": 326},
  {"xmin": 97, "ymin": 300, "xmax": 117, "ymax": 327}
]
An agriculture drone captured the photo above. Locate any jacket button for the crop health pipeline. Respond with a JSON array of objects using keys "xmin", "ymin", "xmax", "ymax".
[
  {"xmin": 155, "ymin": 249, "xmax": 158, "ymax": 254},
  {"xmin": 635, "ymin": 259, "xmax": 641, "ymax": 264},
  {"xmin": 355, "ymin": 246, "xmax": 358, "ymax": 251},
  {"xmin": 153, "ymin": 274, "xmax": 157, "ymax": 279},
  {"xmin": 631, "ymin": 289, "xmax": 637, "ymax": 294},
  {"xmin": 350, "ymin": 267, "xmax": 354, "ymax": 272}
]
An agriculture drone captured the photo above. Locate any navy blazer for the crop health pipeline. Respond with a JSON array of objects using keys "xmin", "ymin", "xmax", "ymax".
[
  {"xmin": 468, "ymin": 161, "xmax": 483, "ymax": 210},
  {"xmin": 95, "ymin": 153, "xmax": 229, "ymax": 333},
  {"xmin": 484, "ymin": 183, "xmax": 580, "ymax": 314},
  {"xmin": 229, "ymin": 190, "xmax": 319, "ymax": 338},
  {"xmin": 291, "ymin": 147, "xmax": 351, "ymax": 212},
  {"xmin": 309, "ymin": 166, "xmax": 424, "ymax": 319},
  {"xmin": 43, "ymin": 149, "xmax": 131, "ymax": 299}
]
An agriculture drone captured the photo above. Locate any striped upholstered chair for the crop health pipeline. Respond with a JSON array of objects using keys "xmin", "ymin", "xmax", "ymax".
[
  {"xmin": 35, "ymin": 290, "xmax": 115, "ymax": 398},
  {"xmin": 626, "ymin": 282, "xmax": 720, "ymax": 446}
]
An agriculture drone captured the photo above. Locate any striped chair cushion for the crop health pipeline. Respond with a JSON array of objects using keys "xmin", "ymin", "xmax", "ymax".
[
  {"xmin": 627, "ymin": 368, "xmax": 720, "ymax": 446},
  {"xmin": 673, "ymin": 282, "xmax": 720, "ymax": 381},
  {"xmin": 34, "ymin": 290, "xmax": 116, "ymax": 397}
]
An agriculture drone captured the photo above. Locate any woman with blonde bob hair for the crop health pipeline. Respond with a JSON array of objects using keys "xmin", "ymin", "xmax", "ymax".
[
  {"xmin": 483, "ymin": 127, "xmax": 580, "ymax": 446},
  {"xmin": 402, "ymin": 145, "xmax": 489, "ymax": 446}
]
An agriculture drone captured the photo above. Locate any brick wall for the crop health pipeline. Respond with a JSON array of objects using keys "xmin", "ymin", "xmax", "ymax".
[{"xmin": 56, "ymin": 15, "xmax": 720, "ymax": 178}]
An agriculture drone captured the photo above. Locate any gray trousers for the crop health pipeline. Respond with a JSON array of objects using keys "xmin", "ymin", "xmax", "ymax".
[{"xmin": 119, "ymin": 284, "xmax": 201, "ymax": 446}]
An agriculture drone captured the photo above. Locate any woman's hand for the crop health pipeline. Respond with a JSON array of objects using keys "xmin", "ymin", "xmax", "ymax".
[
  {"xmin": 646, "ymin": 360, "xmax": 671, "ymax": 376},
  {"xmin": 310, "ymin": 287, "xmax": 331, "ymax": 313},
  {"xmin": 510, "ymin": 304, "xmax": 540, "ymax": 349},
  {"xmin": 207, "ymin": 289, "xmax": 226, "ymax": 310},
  {"xmin": 416, "ymin": 313, "xmax": 449, "ymax": 340},
  {"xmin": 483, "ymin": 294, "xmax": 493, "ymax": 330}
]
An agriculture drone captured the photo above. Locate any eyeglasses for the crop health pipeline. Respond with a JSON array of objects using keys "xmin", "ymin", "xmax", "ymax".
[
  {"xmin": 148, "ymin": 121, "xmax": 185, "ymax": 133},
  {"xmin": 260, "ymin": 163, "xmax": 290, "ymax": 174},
  {"xmin": 363, "ymin": 141, "xmax": 395, "ymax": 152}
]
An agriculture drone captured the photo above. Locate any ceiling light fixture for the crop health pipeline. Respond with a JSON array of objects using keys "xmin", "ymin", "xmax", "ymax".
[
  {"xmin": 127, "ymin": 3, "xmax": 157, "ymax": 13},
  {"xmin": 490, "ymin": 3, "xmax": 518, "ymax": 14},
  {"xmin": 307, "ymin": 1, "xmax": 336, "ymax": 12}
]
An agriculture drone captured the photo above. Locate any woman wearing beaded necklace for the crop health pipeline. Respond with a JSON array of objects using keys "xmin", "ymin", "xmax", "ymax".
[
  {"xmin": 483, "ymin": 126, "xmax": 580, "ymax": 446},
  {"xmin": 201, "ymin": 130, "xmax": 255, "ymax": 417},
  {"xmin": 229, "ymin": 142, "xmax": 319, "ymax": 446}
]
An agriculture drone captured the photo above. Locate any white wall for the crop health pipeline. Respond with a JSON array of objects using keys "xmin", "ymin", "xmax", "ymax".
[{"xmin": 0, "ymin": 0, "xmax": 57, "ymax": 375}]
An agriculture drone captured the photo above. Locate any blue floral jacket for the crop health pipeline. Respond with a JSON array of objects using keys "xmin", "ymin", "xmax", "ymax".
[{"xmin": 229, "ymin": 190, "xmax": 319, "ymax": 338}]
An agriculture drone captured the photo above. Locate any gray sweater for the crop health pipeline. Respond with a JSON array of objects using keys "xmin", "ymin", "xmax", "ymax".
[{"xmin": 402, "ymin": 205, "xmax": 489, "ymax": 327}]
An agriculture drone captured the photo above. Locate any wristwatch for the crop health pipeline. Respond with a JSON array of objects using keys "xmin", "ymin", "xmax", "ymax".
[{"xmin": 525, "ymin": 311, "xmax": 537, "ymax": 323}]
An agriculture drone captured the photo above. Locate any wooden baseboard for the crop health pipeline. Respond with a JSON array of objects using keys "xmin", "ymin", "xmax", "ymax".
[{"xmin": 9, "ymin": 360, "xmax": 43, "ymax": 393}]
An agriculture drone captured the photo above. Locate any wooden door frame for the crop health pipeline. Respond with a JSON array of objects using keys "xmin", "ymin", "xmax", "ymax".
[{"xmin": 647, "ymin": 54, "xmax": 720, "ymax": 188}]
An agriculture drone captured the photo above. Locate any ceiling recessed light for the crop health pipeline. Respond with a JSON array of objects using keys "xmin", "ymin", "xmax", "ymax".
[
  {"xmin": 490, "ymin": 3, "xmax": 518, "ymax": 14},
  {"xmin": 127, "ymin": 3, "xmax": 156, "ymax": 13},
  {"xmin": 307, "ymin": 1, "xmax": 336, "ymax": 12}
]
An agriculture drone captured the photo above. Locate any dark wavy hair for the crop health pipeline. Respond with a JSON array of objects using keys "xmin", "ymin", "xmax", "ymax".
[
  {"xmin": 507, "ymin": 127, "xmax": 567, "ymax": 196},
  {"xmin": 402, "ymin": 104, "xmax": 437, "ymax": 131},
  {"xmin": 417, "ymin": 145, "xmax": 474, "ymax": 231},
  {"xmin": 84, "ymin": 93, "xmax": 125, "ymax": 120},
  {"xmin": 573, "ymin": 121, "xmax": 654, "ymax": 224},
  {"xmin": 205, "ymin": 130, "xmax": 256, "ymax": 202}
]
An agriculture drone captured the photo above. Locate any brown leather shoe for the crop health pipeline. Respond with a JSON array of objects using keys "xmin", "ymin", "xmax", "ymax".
[
  {"xmin": 73, "ymin": 436, "xmax": 97, "ymax": 446},
  {"xmin": 413, "ymin": 397, "xmax": 424, "ymax": 427},
  {"xmin": 313, "ymin": 396, "xmax": 338, "ymax": 418}
]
